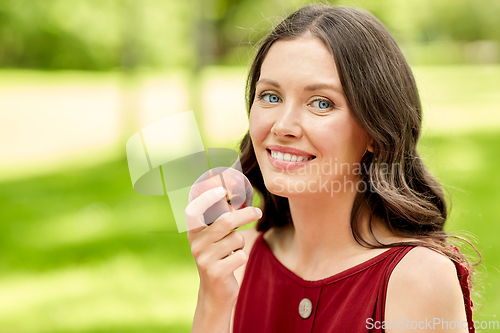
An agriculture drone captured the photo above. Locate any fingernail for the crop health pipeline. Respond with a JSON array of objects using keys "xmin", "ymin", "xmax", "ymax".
[
  {"xmin": 254, "ymin": 207, "xmax": 262, "ymax": 218},
  {"xmin": 214, "ymin": 187, "xmax": 226, "ymax": 196}
]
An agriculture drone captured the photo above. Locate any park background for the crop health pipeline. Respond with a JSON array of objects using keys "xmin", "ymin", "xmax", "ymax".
[{"xmin": 0, "ymin": 0, "xmax": 499, "ymax": 331}]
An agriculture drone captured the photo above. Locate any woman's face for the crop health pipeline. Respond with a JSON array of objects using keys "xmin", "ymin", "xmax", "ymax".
[{"xmin": 249, "ymin": 35, "xmax": 371, "ymax": 197}]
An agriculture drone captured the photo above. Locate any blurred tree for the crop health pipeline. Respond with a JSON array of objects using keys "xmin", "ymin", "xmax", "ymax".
[
  {"xmin": 0, "ymin": 0, "xmax": 296, "ymax": 70},
  {"xmin": 0, "ymin": 0, "xmax": 123, "ymax": 69},
  {"xmin": 0, "ymin": 0, "xmax": 498, "ymax": 70},
  {"xmin": 419, "ymin": 0, "xmax": 500, "ymax": 42}
]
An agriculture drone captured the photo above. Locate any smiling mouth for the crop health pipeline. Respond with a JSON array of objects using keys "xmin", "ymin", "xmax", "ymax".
[{"xmin": 267, "ymin": 149, "xmax": 316, "ymax": 162}]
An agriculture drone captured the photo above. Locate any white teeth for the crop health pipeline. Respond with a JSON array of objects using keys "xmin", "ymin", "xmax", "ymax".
[{"xmin": 269, "ymin": 150, "xmax": 313, "ymax": 162}]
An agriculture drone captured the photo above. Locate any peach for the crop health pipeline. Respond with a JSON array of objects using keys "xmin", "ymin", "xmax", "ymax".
[{"xmin": 188, "ymin": 167, "xmax": 254, "ymax": 225}]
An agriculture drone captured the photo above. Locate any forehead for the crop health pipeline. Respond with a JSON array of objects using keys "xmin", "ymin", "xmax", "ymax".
[{"xmin": 260, "ymin": 36, "xmax": 340, "ymax": 85}]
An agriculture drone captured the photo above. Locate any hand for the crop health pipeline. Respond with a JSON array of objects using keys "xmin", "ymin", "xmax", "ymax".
[{"xmin": 186, "ymin": 187, "xmax": 262, "ymax": 307}]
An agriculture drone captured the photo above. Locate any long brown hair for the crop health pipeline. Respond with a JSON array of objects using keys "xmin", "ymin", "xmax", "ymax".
[{"xmin": 239, "ymin": 5, "xmax": 479, "ymax": 286}]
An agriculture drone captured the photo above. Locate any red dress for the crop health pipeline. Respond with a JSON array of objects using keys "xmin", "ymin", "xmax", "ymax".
[{"xmin": 233, "ymin": 232, "xmax": 475, "ymax": 332}]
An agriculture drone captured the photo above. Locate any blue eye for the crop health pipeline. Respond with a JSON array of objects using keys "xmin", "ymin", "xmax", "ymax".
[
  {"xmin": 261, "ymin": 93, "xmax": 280, "ymax": 103},
  {"xmin": 311, "ymin": 99, "xmax": 331, "ymax": 109}
]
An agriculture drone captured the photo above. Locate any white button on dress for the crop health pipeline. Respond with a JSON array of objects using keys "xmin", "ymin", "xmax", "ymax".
[{"xmin": 298, "ymin": 298, "xmax": 313, "ymax": 319}]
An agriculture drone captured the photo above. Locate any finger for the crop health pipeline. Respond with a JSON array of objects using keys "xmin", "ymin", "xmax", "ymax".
[
  {"xmin": 218, "ymin": 249, "xmax": 248, "ymax": 275},
  {"xmin": 208, "ymin": 206, "xmax": 262, "ymax": 235},
  {"xmin": 186, "ymin": 187, "xmax": 228, "ymax": 233},
  {"xmin": 213, "ymin": 230, "xmax": 245, "ymax": 260}
]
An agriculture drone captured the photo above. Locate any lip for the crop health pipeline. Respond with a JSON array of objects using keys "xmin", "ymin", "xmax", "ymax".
[{"xmin": 265, "ymin": 147, "xmax": 315, "ymax": 171}]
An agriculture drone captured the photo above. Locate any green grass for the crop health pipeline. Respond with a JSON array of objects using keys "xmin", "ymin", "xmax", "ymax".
[
  {"xmin": 419, "ymin": 132, "xmax": 500, "ymax": 323},
  {"xmin": 0, "ymin": 157, "xmax": 199, "ymax": 332}
]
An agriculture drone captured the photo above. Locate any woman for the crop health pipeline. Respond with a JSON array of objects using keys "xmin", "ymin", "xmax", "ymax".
[{"xmin": 185, "ymin": 4, "xmax": 477, "ymax": 332}]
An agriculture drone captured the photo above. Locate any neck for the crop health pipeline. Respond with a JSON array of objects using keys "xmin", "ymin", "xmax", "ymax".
[
  {"xmin": 286, "ymin": 190, "xmax": 361, "ymax": 261},
  {"xmin": 277, "ymin": 187, "xmax": 398, "ymax": 279}
]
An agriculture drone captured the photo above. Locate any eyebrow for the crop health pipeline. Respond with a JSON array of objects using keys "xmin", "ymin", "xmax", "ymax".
[
  {"xmin": 304, "ymin": 83, "xmax": 343, "ymax": 94},
  {"xmin": 257, "ymin": 79, "xmax": 281, "ymax": 88},
  {"xmin": 256, "ymin": 79, "xmax": 343, "ymax": 94}
]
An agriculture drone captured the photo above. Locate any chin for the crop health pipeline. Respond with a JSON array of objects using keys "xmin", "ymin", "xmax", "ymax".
[{"xmin": 262, "ymin": 173, "xmax": 304, "ymax": 198}]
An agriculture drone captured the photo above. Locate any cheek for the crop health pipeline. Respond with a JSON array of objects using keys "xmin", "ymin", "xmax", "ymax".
[
  {"xmin": 249, "ymin": 107, "xmax": 270, "ymax": 144},
  {"xmin": 314, "ymin": 118, "xmax": 367, "ymax": 161}
]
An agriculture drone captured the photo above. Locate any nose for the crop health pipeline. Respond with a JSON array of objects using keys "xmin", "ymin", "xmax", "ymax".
[{"xmin": 271, "ymin": 102, "xmax": 303, "ymax": 139}]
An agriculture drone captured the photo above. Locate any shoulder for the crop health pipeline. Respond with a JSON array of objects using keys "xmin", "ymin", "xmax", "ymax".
[
  {"xmin": 385, "ymin": 246, "xmax": 468, "ymax": 332},
  {"xmin": 391, "ymin": 246, "xmax": 459, "ymax": 283}
]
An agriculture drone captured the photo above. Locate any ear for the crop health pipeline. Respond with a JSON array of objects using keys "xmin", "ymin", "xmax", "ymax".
[{"xmin": 366, "ymin": 137, "xmax": 374, "ymax": 153}]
